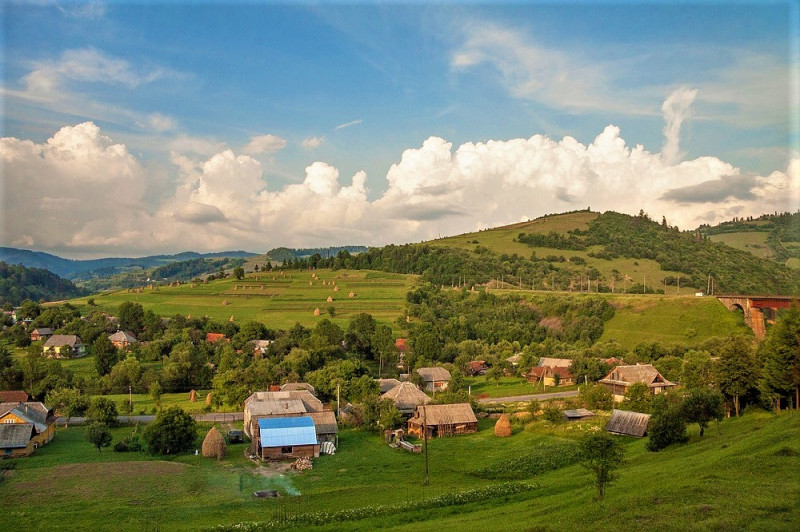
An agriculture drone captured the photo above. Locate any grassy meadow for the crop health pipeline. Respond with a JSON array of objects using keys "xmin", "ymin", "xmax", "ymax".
[
  {"xmin": 708, "ymin": 231, "xmax": 773, "ymax": 260},
  {"xmin": 69, "ymin": 269, "xmax": 417, "ymax": 332},
  {"xmin": 1, "ymin": 410, "xmax": 797, "ymax": 531}
]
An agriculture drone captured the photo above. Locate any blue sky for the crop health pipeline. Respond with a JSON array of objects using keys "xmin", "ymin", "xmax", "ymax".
[{"xmin": 2, "ymin": 1, "xmax": 799, "ymax": 258}]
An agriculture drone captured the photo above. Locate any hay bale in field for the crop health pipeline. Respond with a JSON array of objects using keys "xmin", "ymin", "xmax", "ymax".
[
  {"xmin": 313, "ymin": 308, "xmax": 321, "ymax": 316},
  {"xmin": 260, "ymin": 285, "xmax": 264, "ymax": 290},
  {"xmin": 229, "ymin": 315, "xmax": 235, "ymax": 322},
  {"xmin": 494, "ymin": 414, "xmax": 512, "ymax": 437},
  {"xmin": 202, "ymin": 426, "xmax": 226, "ymax": 460},
  {"xmin": 206, "ymin": 392, "xmax": 212, "ymax": 405},
  {"xmin": 234, "ymin": 285, "xmax": 238, "ymax": 290},
  {"xmin": 189, "ymin": 389, "xmax": 197, "ymax": 402},
  {"xmin": 327, "ymin": 296, "xmax": 333, "ymax": 303},
  {"xmin": 348, "ymin": 291, "xmax": 355, "ymax": 298},
  {"xmin": 221, "ymin": 300, "xmax": 228, "ymax": 306},
  {"xmin": 333, "ymin": 286, "xmax": 339, "ymax": 292},
  {"xmin": 309, "ymin": 280, "xmax": 313, "ymax": 286}
]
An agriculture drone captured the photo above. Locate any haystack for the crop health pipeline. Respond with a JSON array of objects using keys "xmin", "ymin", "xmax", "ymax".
[
  {"xmin": 202, "ymin": 426, "xmax": 226, "ymax": 460},
  {"xmin": 205, "ymin": 392, "xmax": 212, "ymax": 405},
  {"xmin": 348, "ymin": 291, "xmax": 355, "ymax": 298},
  {"xmin": 313, "ymin": 308, "xmax": 321, "ymax": 316},
  {"xmin": 221, "ymin": 300, "xmax": 228, "ymax": 306},
  {"xmin": 229, "ymin": 315, "xmax": 235, "ymax": 322},
  {"xmin": 333, "ymin": 286, "xmax": 339, "ymax": 292},
  {"xmin": 327, "ymin": 296, "xmax": 333, "ymax": 302},
  {"xmin": 309, "ymin": 280, "xmax": 313, "ymax": 286},
  {"xmin": 494, "ymin": 414, "xmax": 512, "ymax": 437},
  {"xmin": 189, "ymin": 389, "xmax": 197, "ymax": 402}
]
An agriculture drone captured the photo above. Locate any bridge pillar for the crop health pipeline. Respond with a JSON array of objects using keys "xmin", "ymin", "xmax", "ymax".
[{"xmin": 746, "ymin": 308, "xmax": 766, "ymax": 339}]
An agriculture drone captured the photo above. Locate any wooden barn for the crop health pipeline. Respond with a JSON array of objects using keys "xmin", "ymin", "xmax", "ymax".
[
  {"xmin": 605, "ymin": 409, "xmax": 651, "ymax": 437},
  {"xmin": 256, "ymin": 416, "xmax": 320, "ymax": 460},
  {"xmin": 407, "ymin": 403, "xmax": 478, "ymax": 438}
]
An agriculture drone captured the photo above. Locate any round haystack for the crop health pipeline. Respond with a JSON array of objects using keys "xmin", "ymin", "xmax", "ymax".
[
  {"xmin": 202, "ymin": 426, "xmax": 226, "ymax": 460},
  {"xmin": 189, "ymin": 389, "xmax": 197, "ymax": 402},
  {"xmin": 326, "ymin": 296, "xmax": 333, "ymax": 302},
  {"xmin": 494, "ymin": 414, "xmax": 512, "ymax": 437},
  {"xmin": 233, "ymin": 285, "xmax": 238, "ymax": 290},
  {"xmin": 221, "ymin": 300, "xmax": 228, "ymax": 306},
  {"xmin": 333, "ymin": 286, "xmax": 339, "ymax": 292},
  {"xmin": 313, "ymin": 308, "xmax": 321, "ymax": 316},
  {"xmin": 229, "ymin": 315, "xmax": 235, "ymax": 322},
  {"xmin": 309, "ymin": 280, "xmax": 313, "ymax": 286},
  {"xmin": 205, "ymin": 392, "xmax": 212, "ymax": 405},
  {"xmin": 348, "ymin": 291, "xmax": 355, "ymax": 298},
  {"xmin": 260, "ymin": 285, "xmax": 264, "ymax": 290}
]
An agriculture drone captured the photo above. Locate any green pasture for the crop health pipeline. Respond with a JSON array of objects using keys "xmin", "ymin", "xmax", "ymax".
[
  {"xmin": 1, "ymin": 409, "xmax": 797, "ymax": 530},
  {"xmin": 464, "ymin": 376, "xmax": 557, "ymax": 398},
  {"xmin": 709, "ymin": 231, "xmax": 773, "ymax": 260},
  {"xmin": 600, "ymin": 295, "xmax": 752, "ymax": 349},
  {"xmin": 69, "ymin": 269, "xmax": 417, "ymax": 332}
]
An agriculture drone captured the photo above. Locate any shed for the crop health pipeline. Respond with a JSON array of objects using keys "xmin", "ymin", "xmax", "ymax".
[
  {"xmin": 407, "ymin": 403, "xmax": 478, "ymax": 438},
  {"xmin": 0, "ymin": 423, "xmax": 36, "ymax": 458},
  {"xmin": 605, "ymin": 409, "xmax": 651, "ymax": 437},
  {"xmin": 307, "ymin": 411, "xmax": 338, "ymax": 443},
  {"xmin": 257, "ymin": 416, "xmax": 320, "ymax": 460},
  {"xmin": 563, "ymin": 408, "xmax": 595, "ymax": 420}
]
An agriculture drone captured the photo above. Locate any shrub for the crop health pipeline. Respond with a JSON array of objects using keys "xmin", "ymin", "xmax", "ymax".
[
  {"xmin": 144, "ymin": 406, "xmax": 197, "ymax": 455},
  {"xmin": 543, "ymin": 405, "xmax": 564, "ymax": 424},
  {"xmin": 646, "ymin": 405, "xmax": 688, "ymax": 452}
]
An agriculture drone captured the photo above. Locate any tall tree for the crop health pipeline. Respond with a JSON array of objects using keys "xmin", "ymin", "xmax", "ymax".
[
  {"xmin": 85, "ymin": 422, "xmax": 112, "ymax": 452},
  {"xmin": 758, "ymin": 306, "xmax": 800, "ymax": 411},
  {"xmin": 580, "ymin": 432, "xmax": 625, "ymax": 499},
  {"xmin": 93, "ymin": 335, "xmax": 118, "ymax": 377},
  {"xmin": 144, "ymin": 406, "xmax": 197, "ymax": 455},
  {"xmin": 717, "ymin": 336, "xmax": 758, "ymax": 416},
  {"xmin": 681, "ymin": 387, "xmax": 724, "ymax": 437}
]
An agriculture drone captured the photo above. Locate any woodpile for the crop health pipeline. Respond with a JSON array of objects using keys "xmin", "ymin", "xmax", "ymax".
[
  {"xmin": 291, "ymin": 457, "xmax": 313, "ymax": 471},
  {"xmin": 494, "ymin": 414, "xmax": 512, "ymax": 437},
  {"xmin": 201, "ymin": 426, "xmax": 226, "ymax": 460}
]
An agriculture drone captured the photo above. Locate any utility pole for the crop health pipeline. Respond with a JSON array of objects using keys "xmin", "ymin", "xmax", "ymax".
[{"xmin": 423, "ymin": 405, "xmax": 429, "ymax": 486}]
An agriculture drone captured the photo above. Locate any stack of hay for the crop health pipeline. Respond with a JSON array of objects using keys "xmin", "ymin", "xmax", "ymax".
[
  {"xmin": 202, "ymin": 426, "xmax": 226, "ymax": 460},
  {"xmin": 189, "ymin": 389, "xmax": 197, "ymax": 402},
  {"xmin": 494, "ymin": 414, "xmax": 512, "ymax": 437}
]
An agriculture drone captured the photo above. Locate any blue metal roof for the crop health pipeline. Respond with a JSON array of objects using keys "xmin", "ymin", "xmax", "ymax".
[{"xmin": 258, "ymin": 416, "xmax": 317, "ymax": 448}]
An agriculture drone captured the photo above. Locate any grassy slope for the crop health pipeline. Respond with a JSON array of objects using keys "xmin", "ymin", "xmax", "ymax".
[
  {"xmin": 69, "ymin": 269, "xmax": 417, "ymax": 332},
  {"xmin": 709, "ymin": 232, "xmax": 773, "ymax": 260},
  {"xmin": 600, "ymin": 295, "xmax": 753, "ymax": 349},
  {"xmin": 2, "ymin": 412, "xmax": 797, "ymax": 531}
]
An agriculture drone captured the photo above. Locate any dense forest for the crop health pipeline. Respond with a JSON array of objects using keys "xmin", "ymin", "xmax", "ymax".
[
  {"xmin": 0, "ymin": 262, "xmax": 88, "ymax": 306},
  {"xmin": 277, "ymin": 211, "xmax": 800, "ymax": 295}
]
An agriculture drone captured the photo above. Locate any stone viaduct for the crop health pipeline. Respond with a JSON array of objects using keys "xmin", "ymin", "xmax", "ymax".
[{"xmin": 716, "ymin": 295, "xmax": 799, "ymax": 339}]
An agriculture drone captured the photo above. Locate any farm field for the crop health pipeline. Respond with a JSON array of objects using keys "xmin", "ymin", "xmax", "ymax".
[
  {"xmin": 708, "ymin": 231, "xmax": 773, "ymax": 260},
  {"xmin": 68, "ymin": 269, "xmax": 417, "ymax": 332},
  {"xmin": 1, "ymin": 410, "xmax": 797, "ymax": 530}
]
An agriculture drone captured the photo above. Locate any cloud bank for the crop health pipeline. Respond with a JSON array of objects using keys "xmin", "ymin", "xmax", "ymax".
[{"xmin": 2, "ymin": 121, "xmax": 797, "ymax": 258}]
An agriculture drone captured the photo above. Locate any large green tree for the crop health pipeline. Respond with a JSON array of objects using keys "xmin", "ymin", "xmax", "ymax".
[
  {"xmin": 144, "ymin": 406, "xmax": 197, "ymax": 455},
  {"xmin": 758, "ymin": 306, "xmax": 800, "ymax": 411},
  {"xmin": 681, "ymin": 388, "xmax": 724, "ymax": 437},
  {"xmin": 579, "ymin": 432, "xmax": 625, "ymax": 499},
  {"xmin": 85, "ymin": 422, "xmax": 112, "ymax": 452},
  {"xmin": 93, "ymin": 335, "xmax": 118, "ymax": 377},
  {"xmin": 717, "ymin": 336, "xmax": 759, "ymax": 416}
]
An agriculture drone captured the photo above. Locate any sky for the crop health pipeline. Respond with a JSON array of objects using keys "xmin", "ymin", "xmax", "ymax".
[{"xmin": 1, "ymin": 0, "xmax": 799, "ymax": 259}]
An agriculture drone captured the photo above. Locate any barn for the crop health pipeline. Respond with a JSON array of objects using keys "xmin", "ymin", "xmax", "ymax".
[
  {"xmin": 257, "ymin": 416, "xmax": 320, "ymax": 460},
  {"xmin": 407, "ymin": 403, "xmax": 478, "ymax": 438}
]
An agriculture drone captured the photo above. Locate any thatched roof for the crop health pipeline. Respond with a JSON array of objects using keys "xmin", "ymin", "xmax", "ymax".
[
  {"xmin": 409, "ymin": 403, "xmax": 477, "ymax": 426},
  {"xmin": 599, "ymin": 364, "xmax": 676, "ymax": 388},
  {"xmin": 605, "ymin": 409, "xmax": 651, "ymax": 437},
  {"xmin": 381, "ymin": 382, "xmax": 430, "ymax": 413},
  {"xmin": 417, "ymin": 366, "xmax": 451, "ymax": 383}
]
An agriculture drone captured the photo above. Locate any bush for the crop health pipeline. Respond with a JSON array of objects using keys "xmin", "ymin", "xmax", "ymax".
[
  {"xmin": 144, "ymin": 406, "xmax": 197, "ymax": 455},
  {"xmin": 646, "ymin": 405, "xmax": 688, "ymax": 452},
  {"xmin": 543, "ymin": 405, "xmax": 564, "ymax": 424}
]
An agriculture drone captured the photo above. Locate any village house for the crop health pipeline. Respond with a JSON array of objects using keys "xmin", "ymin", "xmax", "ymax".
[
  {"xmin": 109, "ymin": 330, "xmax": 138, "ymax": 349},
  {"xmin": 416, "ymin": 366, "xmax": 451, "ymax": 393},
  {"xmin": 256, "ymin": 416, "xmax": 320, "ymax": 460},
  {"xmin": 395, "ymin": 338, "xmax": 408, "ymax": 369},
  {"xmin": 251, "ymin": 339, "xmax": 272, "ymax": 356},
  {"xmin": 42, "ymin": 334, "xmax": 85, "ymax": 358},
  {"xmin": 407, "ymin": 403, "xmax": 478, "ymax": 438},
  {"xmin": 29, "ymin": 328, "xmax": 53, "ymax": 342},
  {"xmin": 205, "ymin": 332, "xmax": 227, "ymax": 343},
  {"xmin": 526, "ymin": 365, "xmax": 574, "ymax": 387},
  {"xmin": 243, "ymin": 389, "xmax": 336, "ymax": 449},
  {"xmin": 467, "ymin": 360, "xmax": 488, "ymax": 376},
  {"xmin": 0, "ymin": 401, "xmax": 56, "ymax": 457},
  {"xmin": 376, "ymin": 378, "xmax": 402, "ymax": 394},
  {"xmin": 598, "ymin": 364, "xmax": 677, "ymax": 402},
  {"xmin": 0, "ymin": 391, "xmax": 29, "ymax": 403},
  {"xmin": 381, "ymin": 381, "xmax": 431, "ymax": 415}
]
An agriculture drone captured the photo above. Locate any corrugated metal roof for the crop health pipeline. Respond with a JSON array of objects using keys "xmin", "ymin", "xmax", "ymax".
[{"xmin": 258, "ymin": 416, "xmax": 317, "ymax": 448}]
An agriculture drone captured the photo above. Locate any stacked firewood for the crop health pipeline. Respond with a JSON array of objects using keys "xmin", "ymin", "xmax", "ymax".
[{"xmin": 291, "ymin": 457, "xmax": 313, "ymax": 471}]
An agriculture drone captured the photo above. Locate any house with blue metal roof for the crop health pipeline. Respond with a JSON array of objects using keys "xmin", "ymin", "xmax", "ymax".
[{"xmin": 256, "ymin": 416, "xmax": 320, "ymax": 460}]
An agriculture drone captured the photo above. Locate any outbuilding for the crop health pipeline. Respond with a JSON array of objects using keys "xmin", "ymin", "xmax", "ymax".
[{"xmin": 257, "ymin": 416, "xmax": 320, "ymax": 460}]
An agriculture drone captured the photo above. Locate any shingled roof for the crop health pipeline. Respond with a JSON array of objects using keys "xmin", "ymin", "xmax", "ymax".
[
  {"xmin": 411, "ymin": 403, "xmax": 477, "ymax": 426},
  {"xmin": 381, "ymin": 381, "xmax": 430, "ymax": 413},
  {"xmin": 0, "ymin": 423, "xmax": 36, "ymax": 449},
  {"xmin": 417, "ymin": 366, "xmax": 451, "ymax": 383},
  {"xmin": 605, "ymin": 409, "xmax": 651, "ymax": 437},
  {"xmin": 43, "ymin": 334, "xmax": 83, "ymax": 348},
  {"xmin": 599, "ymin": 364, "xmax": 676, "ymax": 388}
]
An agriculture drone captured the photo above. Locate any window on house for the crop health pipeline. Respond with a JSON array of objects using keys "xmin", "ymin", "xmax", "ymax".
[{"xmin": 281, "ymin": 446, "xmax": 292, "ymax": 454}]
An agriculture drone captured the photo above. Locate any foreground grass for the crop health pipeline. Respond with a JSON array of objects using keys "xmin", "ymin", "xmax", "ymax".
[{"xmin": 2, "ymin": 410, "xmax": 797, "ymax": 531}]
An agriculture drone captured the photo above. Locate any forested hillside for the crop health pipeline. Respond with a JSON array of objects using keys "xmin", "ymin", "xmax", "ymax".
[
  {"xmin": 699, "ymin": 211, "xmax": 800, "ymax": 265},
  {"xmin": 0, "ymin": 261, "xmax": 88, "ymax": 305},
  {"xmin": 280, "ymin": 211, "xmax": 800, "ymax": 295}
]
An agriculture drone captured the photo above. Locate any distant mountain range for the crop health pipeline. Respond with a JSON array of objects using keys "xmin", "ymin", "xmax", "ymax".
[{"xmin": 0, "ymin": 247, "xmax": 257, "ymax": 280}]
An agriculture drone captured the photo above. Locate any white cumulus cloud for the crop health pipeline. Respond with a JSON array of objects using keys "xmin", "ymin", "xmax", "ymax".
[
  {"xmin": 302, "ymin": 136, "xmax": 325, "ymax": 149},
  {"xmin": 242, "ymin": 134, "xmax": 287, "ymax": 155}
]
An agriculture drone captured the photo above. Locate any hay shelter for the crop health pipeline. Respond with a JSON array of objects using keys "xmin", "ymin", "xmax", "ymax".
[{"xmin": 202, "ymin": 426, "xmax": 226, "ymax": 460}]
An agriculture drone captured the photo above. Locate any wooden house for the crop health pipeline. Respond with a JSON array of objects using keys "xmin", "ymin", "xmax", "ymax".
[
  {"xmin": 0, "ymin": 423, "xmax": 37, "ymax": 458},
  {"xmin": 598, "ymin": 364, "xmax": 677, "ymax": 402},
  {"xmin": 109, "ymin": 330, "xmax": 138, "ymax": 349},
  {"xmin": 376, "ymin": 378, "xmax": 402, "ymax": 394},
  {"xmin": 256, "ymin": 416, "xmax": 320, "ymax": 460},
  {"xmin": 407, "ymin": 403, "xmax": 478, "ymax": 438},
  {"xmin": 381, "ymin": 381, "xmax": 430, "ymax": 415},
  {"xmin": 605, "ymin": 409, "xmax": 651, "ymax": 437},
  {"xmin": 526, "ymin": 365, "xmax": 574, "ymax": 386},
  {"xmin": 42, "ymin": 334, "xmax": 85, "ymax": 358},
  {"xmin": 416, "ymin": 366, "xmax": 451, "ymax": 393},
  {"xmin": 0, "ymin": 402, "xmax": 55, "ymax": 448},
  {"xmin": 205, "ymin": 332, "xmax": 227, "ymax": 343},
  {"xmin": 29, "ymin": 328, "xmax": 53, "ymax": 342},
  {"xmin": 243, "ymin": 390, "xmax": 334, "ymax": 447},
  {"xmin": 537, "ymin": 357, "xmax": 574, "ymax": 369},
  {"xmin": 467, "ymin": 360, "xmax": 488, "ymax": 376}
]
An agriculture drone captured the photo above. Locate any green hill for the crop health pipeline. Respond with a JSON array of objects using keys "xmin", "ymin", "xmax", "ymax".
[
  {"xmin": 700, "ymin": 212, "xmax": 800, "ymax": 268},
  {"xmin": 0, "ymin": 261, "xmax": 89, "ymax": 305}
]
